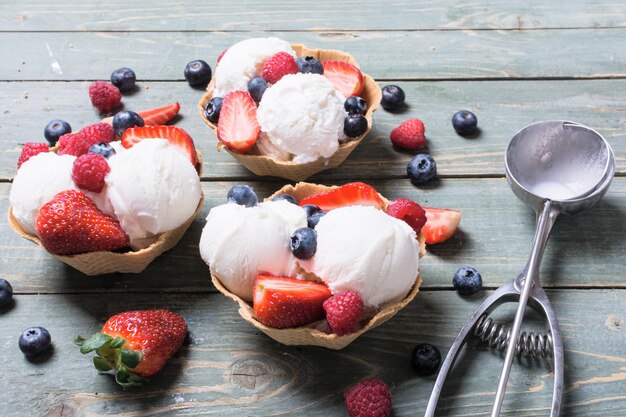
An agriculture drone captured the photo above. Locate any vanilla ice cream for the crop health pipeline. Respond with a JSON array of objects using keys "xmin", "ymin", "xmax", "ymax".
[
  {"xmin": 213, "ymin": 37, "xmax": 295, "ymax": 97},
  {"xmin": 10, "ymin": 152, "xmax": 76, "ymax": 235},
  {"xmin": 199, "ymin": 200, "xmax": 307, "ymax": 301},
  {"xmin": 302, "ymin": 206, "xmax": 420, "ymax": 308},
  {"xmin": 256, "ymin": 73, "xmax": 345, "ymax": 164},
  {"xmin": 104, "ymin": 139, "xmax": 201, "ymax": 248}
]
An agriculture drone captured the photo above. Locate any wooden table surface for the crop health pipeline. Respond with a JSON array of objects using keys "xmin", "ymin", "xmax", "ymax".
[{"xmin": 1, "ymin": 2, "xmax": 625, "ymax": 416}]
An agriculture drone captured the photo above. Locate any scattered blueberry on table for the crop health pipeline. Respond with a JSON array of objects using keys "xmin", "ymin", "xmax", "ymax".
[
  {"xmin": 18, "ymin": 326, "xmax": 52, "ymax": 357},
  {"xmin": 0, "ymin": 278, "xmax": 13, "ymax": 307},
  {"xmin": 407, "ymin": 154, "xmax": 437, "ymax": 184},
  {"xmin": 380, "ymin": 84, "xmax": 406, "ymax": 111},
  {"xmin": 227, "ymin": 184, "xmax": 258, "ymax": 207},
  {"xmin": 44, "ymin": 119, "xmax": 71, "ymax": 146},
  {"xmin": 452, "ymin": 110, "xmax": 478, "ymax": 136},
  {"xmin": 411, "ymin": 343, "xmax": 442, "ymax": 376},
  {"xmin": 453, "ymin": 266, "xmax": 483, "ymax": 295},
  {"xmin": 184, "ymin": 59, "xmax": 212, "ymax": 87},
  {"xmin": 110, "ymin": 67, "xmax": 136, "ymax": 93}
]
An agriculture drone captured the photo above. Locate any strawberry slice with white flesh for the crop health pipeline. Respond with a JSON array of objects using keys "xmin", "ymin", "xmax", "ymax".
[
  {"xmin": 298, "ymin": 182, "xmax": 385, "ymax": 211},
  {"xmin": 217, "ymin": 91, "xmax": 260, "ymax": 153},
  {"xmin": 322, "ymin": 61, "xmax": 364, "ymax": 98},
  {"xmin": 121, "ymin": 125, "xmax": 198, "ymax": 168},
  {"xmin": 421, "ymin": 207, "xmax": 462, "ymax": 245}
]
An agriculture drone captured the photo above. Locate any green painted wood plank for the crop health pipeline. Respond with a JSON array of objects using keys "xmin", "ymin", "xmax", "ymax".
[
  {"xmin": 0, "ymin": 80, "xmax": 624, "ymax": 181},
  {"xmin": 2, "ymin": 177, "xmax": 625, "ymax": 293},
  {"xmin": 2, "ymin": 1, "xmax": 626, "ymax": 31},
  {"xmin": 2, "ymin": 29, "xmax": 626, "ymax": 81},
  {"xmin": 0, "ymin": 290, "xmax": 624, "ymax": 416}
]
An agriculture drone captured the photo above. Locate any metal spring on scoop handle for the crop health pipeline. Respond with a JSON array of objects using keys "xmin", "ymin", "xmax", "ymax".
[{"xmin": 473, "ymin": 313, "xmax": 554, "ymax": 358}]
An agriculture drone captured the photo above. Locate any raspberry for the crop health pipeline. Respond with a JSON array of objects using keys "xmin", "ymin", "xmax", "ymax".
[
  {"xmin": 261, "ymin": 52, "xmax": 298, "ymax": 84},
  {"xmin": 323, "ymin": 291, "xmax": 364, "ymax": 336},
  {"xmin": 17, "ymin": 143, "xmax": 49, "ymax": 169},
  {"xmin": 58, "ymin": 123, "xmax": 114, "ymax": 157},
  {"xmin": 72, "ymin": 153, "xmax": 110, "ymax": 193},
  {"xmin": 390, "ymin": 118, "xmax": 426, "ymax": 150},
  {"xmin": 344, "ymin": 379, "xmax": 392, "ymax": 417},
  {"xmin": 386, "ymin": 198, "xmax": 427, "ymax": 234},
  {"xmin": 88, "ymin": 81, "xmax": 122, "ymax": 113}
]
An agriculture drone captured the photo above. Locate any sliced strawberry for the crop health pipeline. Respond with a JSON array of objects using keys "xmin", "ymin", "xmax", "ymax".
[
  {"xmin": 299, "ymin": 182, "xmax": 385, "ymax": 211},
  {"xmin": 217, "ymin": 49, "xmax": 227, "ymax": 64},
  {"xmin": 253, "ymin": 275, "xmax": 331, "ymax": 329},
  {"xmin": 322, "ymin": 61, "xmax": 364, "ymax": 98},
  {"xmin": 421, "ymin": 207, "xmax": 462, "ymax": 245},
  {"xmin": 138, "ymin": 102, "xmax": 180, "ymax": 126},
  {"xmin": 121, "ymin": 125, "xmax": 198, "ymax": 167},
  {"xmin": 217, "ymin": 91, "xmax": 260, "ymax": 153}
]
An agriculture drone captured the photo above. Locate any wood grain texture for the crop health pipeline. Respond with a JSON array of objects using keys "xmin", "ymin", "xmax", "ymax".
[
  {"xmin": 2, "ymin": 178, "xmax": 625, "ymax": 293},
  {"xmin": 0, "ymin": 80, "xmax": 624, "ymax": 181},
  {"xmin": 0, "ymin": 291, "xmax": 624, "ymax": 416},
  {"xmin": 2, "ymin": 1, "xmax": 626, "ymax": 31},
  {"xmin": 2, "ymin": 29, "xmax": 626, "ymax": 81}
]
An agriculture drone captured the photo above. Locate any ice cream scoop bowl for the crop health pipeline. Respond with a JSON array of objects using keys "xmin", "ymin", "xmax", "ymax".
[{"xmin": 425, "ymin": 121, "xmax": 615, "ymax": 417}]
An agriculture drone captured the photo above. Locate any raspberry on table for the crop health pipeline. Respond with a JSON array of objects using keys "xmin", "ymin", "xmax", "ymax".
[
  {"xmin": 88, "ymin": 81, "xmax": 122, "ymax": 113},
  {"xmin": 72, "ymin": 153, "xmax": 111, "ymax": 193},
  {"xmin": 323, "ymin": 290, "xmax": 364, "ymax": 336},
  {"xmin": 390, "ymin": 118, "xmax": 426, "ymax": 150},
  {"xmin": 344, "ymin": 378, "xmax": 392, "ymax": 417},
  {"xmin": 17, "ymin": 142, "xmax": 49, "ymax": 169}
]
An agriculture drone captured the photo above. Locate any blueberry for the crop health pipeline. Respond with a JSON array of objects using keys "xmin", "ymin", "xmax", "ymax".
[
  {"xmin": 204, "ymin": 97, "xmax": 223, "ymax": 124},
  {"xmin": 290, "ymin": 227, "xmax": 317, "ymax": 259},
  {"xmin": 88, "ymin": 142, "xmax": 116, "ymax": 159},
  {"xmin": 344, "ymin": 115, "xmax": 368, "ymax": 138},
  {"xmin": 302, "ymin": 204, "xmax": 322, "ymax": 218},
  {"xmin": 296, "ymin": 56, "xmax": 324, "ymax": 75},
  {"xmin": 18, "ymin": 326, "xmax": 51, "ymax": 357},
  {"xmin": 44, "ymin": 119, "xmax": 71, "ymax": 146},
  {"xmin": 0, "ymin": 278, "xmax": 13, "ymax": 307},
  {"xmin": 381, "ymin": 85, "xmax": 406, "ymax": 111},
  {"xmin": 452, "ymin": 110, "xmax": 478, "ymax": 136},
  {"xmin": 411, "ymin": 343, "xmax": 441, "ymax": 376},
  {"xmin": 344, "ymin": 96, "xmax": 367, "ymax": 115},
  {"xmin": 407, "ymin": 154, "xmax": 437, "ymax": 184},
  {"xmin": 227, "ymin": 184, "xmax": 258, "ymax": 207},
  {"xmin": 307, "ymin": 211, "xmax": 326, "ymax": 229},
  {"xmin": 453, "ymin": 266, "xmax": 482, "ymax": 295},
  {"xmin": 184, "ymin": 60, "xmax": 212, "ymax": 87},
  {"xmin": 112, "ymin": 111, "xmax": 145, "ymax": 137},
  {"xmin": 271, "ymin": 194, "xmax": 297, "ymax": 205},
  {"xmin": 247, "ymin": 76, "xmax": 268, "ymax": 102},
  {"xmin": 110, "ymin": 67, "xmax": 136, "ymax": 93}
]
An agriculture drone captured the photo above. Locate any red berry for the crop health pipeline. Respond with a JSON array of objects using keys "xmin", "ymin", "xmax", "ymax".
[
  {"xmin": 217, "ymin": 49, "xmax": 227, "ymax": 64},
  {"xmin": 58, "ymin": 123, "xmax": 114, "ymax": 157},
  {"xmin": 72, "ymin": 153, "xmax": 110, "ymax": 193},
  {"xmin": 344, "ymin": 379, "xmax": 392, "ymax": 417},
  {"xmin": 88, "ymin": 81, "xmax": 122, "ymax": 113},
  {"xmin": 261, "ymin": 52, "xmax": 298, "ymax": 84},
  {"xmin": 17, "ymin": 142, "xmax": 49, "ymax": 169},
  {"xmin": 323, "ymin": 291, "xmax": 364, "ymax": 336},
  {"xmin": 386, "ymin": 198, "xmax": 427, "ymax": 234},
  {"xmin": 390, "ymin": 118, "xmax": 427, "ymax": 150}
]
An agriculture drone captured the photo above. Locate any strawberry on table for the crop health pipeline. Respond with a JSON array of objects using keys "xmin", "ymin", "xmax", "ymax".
[
  {"xmin": 75, "ymin": 309, "xmax": 187, "ymax": 388},
  {"xmin": 421, "ymin": 207, "xmax": 462, "ymax": 245},
  {"xmin": 299, "ymin": 182, "xmax": 385, "ymax": 211},
  {"xmin": 121, "ymin": 125, "xmax": 198, "ymax": 168},
  {"xmin": 138, "ymin": 102, "xmax": 180, "ymax": 126},
  {"xmin": 322, "ymin": 61, "xmax": 364, "ymax": 98},
  {"xmin": 217, "ymin": 91, "xmax": 260, "ymax": 153},
  {"xmin": 36, "ymin": 190, "xmax": 129, "ymax": 255},
  {"xmin": 253, "ymin": 275, "xmax": 331, "ymax": 329}
]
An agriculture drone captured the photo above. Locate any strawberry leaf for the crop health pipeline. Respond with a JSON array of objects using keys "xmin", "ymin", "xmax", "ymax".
[
  {"xmin": 120, "ymin": 349, "xmax": 141, "ymax": 369},
  {"xmin": 110, "ymin": 336, "xmax": 126, "ymax": 349},
  {"xmin": 93, "ymin": 356, "xmax": 113, "ymax": 372},
  {"xmin": 77, "ymin": 333, "xmax": 113, "ymax": 354}
]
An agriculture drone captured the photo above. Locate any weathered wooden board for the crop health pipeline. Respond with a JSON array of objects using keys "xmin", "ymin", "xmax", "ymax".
[
  {"xmin": 0, "ymin": 80, "xmax": 624, "ymax": 181},
  {"xmin": 2, "ymin": 1, "xmax": 626, "ymax": 31},
  {"xmin": 2, "ymin": 29, "xmax": 626, "ymax": 81},
  {"xmin": 2, "ymin": 177, "xmax": 625, "ymax": 293},
  {"xmin": 0, "ymin": 290, "xmax": 623, "ymax": 416}
]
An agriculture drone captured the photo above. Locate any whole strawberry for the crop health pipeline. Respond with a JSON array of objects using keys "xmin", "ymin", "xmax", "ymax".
[
  {"xmin": 17, "ymin": 142, "xmax": 49, "ymax": 169},
  {"xmin": 58, "ymin": 122, "xmax": 115, "ymax": 157},
  {"xmin": 261, "ymin": 52, "xmax": 298, "ymax": 84},
  {"xmin": 390, "ymin": 118, "xmax": 427, "ymax": 150},
  {"xmin": 344, "ymin": 378, "xmax": 392, "ymax": 417},
  {"xmin": 89, "ymin": 81, "xmax": 122, "ymax": 113},
  {"xmin": 323, "ymin": 291, "xmax": 364, "ymax": 336},
  {"xmin": 36, "ymin": 190, "xmax": 129, "ymax": 255},
  {"xmin": 75, "ymin": 309, "xmax": 187, "ymax": 388},
  {"xmin": 72, "ymin": 153, "xmax": 110, "ymax": 193}
]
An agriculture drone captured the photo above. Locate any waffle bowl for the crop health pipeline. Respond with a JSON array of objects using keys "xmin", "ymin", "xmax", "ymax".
[
  {"xmin": 210, "ymin": 182, "xmax": 426, "ymax": 350},
  {"xmin": 198, "ymin": 44, "xmax": 382, "ymax": 182},
  {"xmin": 8, "ymin": 149, "xmax": 204, "ymax": 276}
]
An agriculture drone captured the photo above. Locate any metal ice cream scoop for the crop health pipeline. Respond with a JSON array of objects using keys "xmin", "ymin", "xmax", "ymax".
[{"xmin": 425, "ymin": 120, "xmax": 615, "ymax": 417}]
